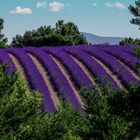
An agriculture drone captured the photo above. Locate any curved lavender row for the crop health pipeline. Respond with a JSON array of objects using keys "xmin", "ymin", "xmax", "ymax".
[
  {"xmin": 102, "ymin": 47, "xmax": 139, "ymax": 74},
  {"xmin": 0, "ymin": 49, "xmax": 16, "ymax": 74},
  {"xmin": 82, "ymin": 47, "xmax": 139, "ymax": 89},
  {"xmin": 24, "ymin": 47, "xmax": 83, "ymax": 111},
  {"xmin": 99, "ymin": 45, "xmax": 134, "ymax": 51},
  {"xmin": 63, "ymin": 47, "xmax": 119, "ymax": 89},
  {"xmin": 65, "ymin": 44, "xmax": 135, "ymax": 56},
  {"xmin": 115, "ymin": 45, "xmax": 135, "ymax": 54},
  {"xmin": 99, "ymin": 45, "xmax": 135, "ymax": 56},
  {"xmin": 41, "ymin": 47, "xmax": 92, "ymax": 89},
  {"xmin": 7, "ymin": 48, "xmax": 56, "ymax": 112}
]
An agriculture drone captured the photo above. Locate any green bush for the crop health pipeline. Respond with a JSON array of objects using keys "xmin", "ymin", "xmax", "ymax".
[
  {"xmin": 0, "ymin": 64, "xmax": 43, "ymax": 139},
  {"xmin": 0, "ymin": 64, "xmax": 87, "ymax": 140},
  {"xmin": 32, "ymin": 102, "xmax": 88, "ymax": 140},
  {"xmin": 80, "ymin": 82, "xmax": 140, "ymax": 140},
  {"xmin": 81, "ymin": 86, "xmax": 129, "ymax": 140},
  {"xmin": 133, "ymin": 45, "xmax": 140, "ymax": 60}
]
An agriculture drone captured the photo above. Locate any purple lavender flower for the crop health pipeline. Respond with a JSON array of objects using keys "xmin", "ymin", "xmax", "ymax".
[
  {"xmin": 7, "ymin": 48, "xmax": 56, "ymax": 112},
  {"xmin": 24, "ymin": 47, "xmax": 83, "ymax": 111}
]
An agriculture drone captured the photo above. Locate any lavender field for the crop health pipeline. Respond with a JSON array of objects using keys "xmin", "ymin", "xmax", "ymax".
[{"xmin": 1, "ymin": 45, "xmax": 139, "ymax": 112}]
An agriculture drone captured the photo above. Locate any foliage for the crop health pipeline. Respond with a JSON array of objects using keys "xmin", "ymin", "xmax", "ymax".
[
  {"xmin": 124, "ymin": 38, "xmax": 140, "ymax": 139},
  {"xmin": 1, "ymin": 62, "xmax": 140, "ymax": 139},
  {"xmin": 129, "ymin": 0, "xmax": 140, "ymax": 29},
  {"xmin": 120, "ymin": 37, "xmax": 140, "ymax": 46},
  {"xmin": 81, "ymin": 86, "xmax": 129, "ymax": 140},
  {"xmin": 0, "ymin": 18, "xmax": 8, "ymax": 48},
  {"xmin": 133, "ymin": 45, "xmax": 140, "ymax": 61},
  {"xmin": 109, "ymin": 83, "xmax": 140, "ymax": 140},
  {"xmin": 119, "ymin": 37, "xmax": 140, "ymax": 45},
  {"xmin": 10, "ymin": 20, "xmax": 88, "ymax": 48},
  {"xmin": 120, "ymin": 1, "xmax": 140, "ymax": 46},
  {"xmin": 32, "ymin": 102, "xmax": 88, "ymax": 140},
  {"xmin": 134, "ymin": 47, "xmax": 140, "ymax": 78},
  {"xmin": 119, "ymin": 84, "xmax": 140, "ymax": 139},
  {"xmin": 80, "ymin": 78, "xmax": 140, "ymax": 140},
  {"xmin": 0, "ymin": 64, "xmax": 87, "ymax": 140},
  {"xmin": 0, "ymin": 64, "xmax": 43, "ymax": 139}
]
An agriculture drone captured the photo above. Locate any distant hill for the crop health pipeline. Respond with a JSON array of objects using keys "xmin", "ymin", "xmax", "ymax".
[{"xmin": 82, "ymin": 32, "xmax": 124, "ymax": 45}]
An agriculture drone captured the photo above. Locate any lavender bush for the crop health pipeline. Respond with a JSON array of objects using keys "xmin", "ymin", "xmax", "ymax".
[
  {"xmin": 7, "ymin": 48, "xmax": 56, "ymax": 112},
  {"xmin": 24, "ymin": 47, "xmax": 83, "ymax": 111},
  {"xmin": 83, "ymin": 47, "xmax": 139, "ymax": 89},
  {"xmin": 41, "ymin": 47, "xmax": 92, "ymax": 89},
  {"xmin": 64, "ymin": 47, "xmax": 119, "ymax": 89}
]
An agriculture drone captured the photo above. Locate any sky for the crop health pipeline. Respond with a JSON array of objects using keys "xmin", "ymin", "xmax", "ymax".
[{"xmin": 0, "ymin": 0, "xmax": 139, "ymax": 43}]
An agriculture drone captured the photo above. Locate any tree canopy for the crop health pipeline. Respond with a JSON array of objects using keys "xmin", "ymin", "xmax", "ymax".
[
  {"xmin": 129, "ymin": 0, "xmax": 140, "ymax": 29},
  {"xmin": 10, "ymin": 20, "xmax": 88, "ymax": 48},
  {"xmin": 0, "ymin": 18, "xmax": 8, "ymax": 48},
  {"xmin": 119, "ymin": 37, "xmax": 140, "ymax": 45},
  {"xmin": 120, "ymin": 1, "xmax": 140, "ymax": 46}
]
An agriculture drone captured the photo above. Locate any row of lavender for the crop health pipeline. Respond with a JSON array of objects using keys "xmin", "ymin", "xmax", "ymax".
[
  {"xmin": 24, "ymin": 48, "xmax": 83, "ymax": 112},
  {"xmin": 41, "ymin": 45, "xmax": 140, "ymax": 90},
  {"xmin": 0, "ymin": 45, "xmax": 138, "ymax": 112}
]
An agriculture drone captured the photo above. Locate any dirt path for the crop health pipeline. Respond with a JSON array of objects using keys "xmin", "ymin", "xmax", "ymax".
[
  {"xmin": 70, "ymin": 55, "xmax": 96, "ymax": 86},
  {"xmin": 8, "ymin": 53, "xmax": 30, "ymax": 90},
  {"xmin": 68, "ymin": 54, "xmax": 103, "ymax": 95},
  {"xmin": 49, "ymin": 54, "xmax": 84, "ymax": 108},
  {"xmin": 115, "ymin": 58, "xmax": 139, "ymax": 81},
  {"xmin": 28, "ymin": 53, "xmax": 60, "ymax": 109},
  {"xmin": 91, "ymin": 56, "xmax": 125, "ymax": 90}
]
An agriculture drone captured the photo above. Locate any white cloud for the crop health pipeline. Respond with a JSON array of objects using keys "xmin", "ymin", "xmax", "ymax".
[
  {"xmin": 115, "ymin": 2, "xmax": 126, "ymax": 9},
  {"xmin": 105, "ymin": 3, "xmax": 113, "ymax": 8},
  {"xmin": 105, "ymin": 2, "xmax": 126, "ymax": 10},
  {"xmin": 37, "ymin": 1, "xmax": 47, "ymax": 8},
  {"xmin": 49, "ymin": 1, "xmax": 65, "ymax": 12},
  {"xmin": 10, "ymin": 6, "xmax": 32, "ymax": 14},
  {"xmin": 92, "ymin": 3, "xmax": 97, "ymax": 7}
]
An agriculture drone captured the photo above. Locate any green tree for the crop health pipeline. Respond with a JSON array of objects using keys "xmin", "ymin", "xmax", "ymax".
[
  {"xmin": 10, "ymin": 20, "xmax": 87, "ymax": 48},
  {"xmin": 129, "ymin": 0, "xmax": 140, "ymax": 29},
  {"xmin": 80, "ymin": 86, "xmax": 129, "ymax": 140},
  {"xmin": 0, "ymin": 64, "xmax": 87, "ymax": 140},
  {"xmin": 119, "ymin": 37, "xmax": 135, "ymax": 45},
  {"xmin": 33, "ymin": 102, "xmax": 88, "ymax": 140},
  {"xmin": 0, "ymin": 64, "xmax": 43, "ymax": 139},
  {"xmin": 0, "ymin": 18, "xmax": 8, "ymax": 48}
]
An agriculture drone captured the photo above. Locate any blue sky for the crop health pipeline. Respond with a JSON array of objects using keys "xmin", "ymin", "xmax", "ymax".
[{"xmin": 0, "ymin": 0, "xmax": 139, "ymax": 43}]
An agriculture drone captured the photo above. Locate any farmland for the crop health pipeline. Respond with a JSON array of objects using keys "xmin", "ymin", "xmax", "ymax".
[
  {"xmin": 1, "ymin": 0, "xmax": 140, "ymax": 138},
  {"xmin": 0, "ymin": 45, "xmax": 139, "ymax": 112}
]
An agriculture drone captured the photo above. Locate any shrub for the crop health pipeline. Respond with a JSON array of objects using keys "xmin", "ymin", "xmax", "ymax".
[
  {"xmin": 0, "ymin": 64, "xmax": 87, "ymax": 140},
  {"xmin": 80, "ymin": 85, "xmax": 129, "ymax": 140}
]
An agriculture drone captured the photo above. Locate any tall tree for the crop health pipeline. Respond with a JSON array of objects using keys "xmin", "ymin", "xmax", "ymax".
[
  {"xmin": 10, "ymin": 20, "xmax": 88, "ymax": 48},
  {"xmin": 120, "ymin": 1, "xmax": 140, "ymax": 45},
  {"xmin": 0, "ymin": 18, "xmax": 8, "ymax": 48},
  {"xmin": 119, "ymin": 37, "xmax": 135, "ymax": 45},
  {"xmin": 129, "ymin": 0, "xmax": 140, "ymax": 29}
]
